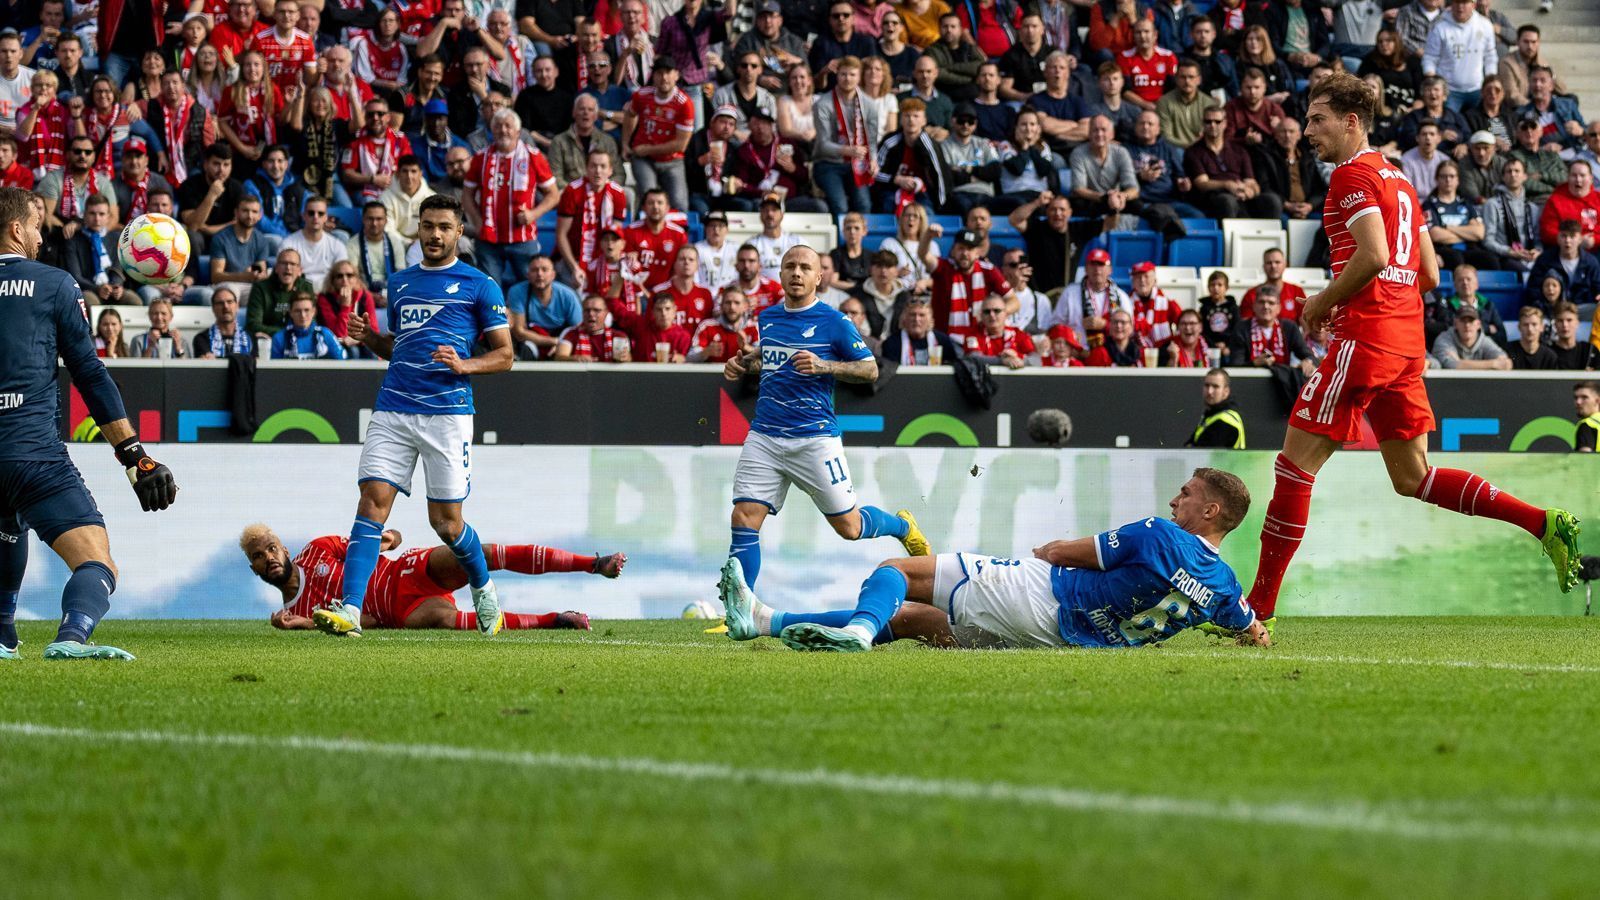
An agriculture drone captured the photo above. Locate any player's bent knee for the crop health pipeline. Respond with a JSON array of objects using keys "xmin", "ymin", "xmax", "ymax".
[{"xmin": 828, "ymin": 512, "xmax": 863, "ymax": 540}]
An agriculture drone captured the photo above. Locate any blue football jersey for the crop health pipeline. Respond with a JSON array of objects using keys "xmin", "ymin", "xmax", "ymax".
[
  {"xmin": 379, "ymin": 261, "xmax": 509, "ymax": 415},
  {"xmin": 751, "ymin": 300, "xmax": 873, "ymax": 438},
  {"xmin": 1051, "ymin": 517, "xmax": 1253, "ymax": 647},
  {"xmin": 0, "ymin": 254, "xmax": 126, "ymax": 461}
]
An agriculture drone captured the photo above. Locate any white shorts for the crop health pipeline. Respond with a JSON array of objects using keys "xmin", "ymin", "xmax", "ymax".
[
  {"xmin": 930, "ymin": 553, "xmax": 1065, "ymax": 650},
  {"xmin": 358, "ymin": 411, "xmax": 473, "ymax": 503},
  {"xmin": 731, "ymin": 431, "xmax": 858, "ymax": 517}
]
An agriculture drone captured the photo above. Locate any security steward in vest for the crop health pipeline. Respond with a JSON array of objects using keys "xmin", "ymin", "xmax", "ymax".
[{"xmin": 1186, "ymin": 367, "xmax": 1245, "ymax": 449}]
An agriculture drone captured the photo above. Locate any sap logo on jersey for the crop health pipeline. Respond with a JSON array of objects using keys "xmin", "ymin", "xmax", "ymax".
[
  {"xmin": 762, "ymin": 346, "xmax": 795, "ymax": 368},
  {"xmin": 399, "ymin": 303, "xmax": 443, "ymax": 330}
]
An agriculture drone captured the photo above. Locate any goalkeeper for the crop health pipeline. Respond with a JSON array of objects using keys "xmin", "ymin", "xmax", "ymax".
[
  {"xmin": 0, "ymin": 187, "xmax": 177, "ymax": 662},
  {"xmin": 719, "ymin": 468, "xmax": 1270, "ymax": 651}
]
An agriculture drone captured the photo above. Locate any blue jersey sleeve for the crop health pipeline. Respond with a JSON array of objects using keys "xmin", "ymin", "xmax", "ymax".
[
  {"xmin": 831, "ymin": 313, "xmax": 874, "ymax": 362},
  {"xmin": 1093, "ymin": 517, "xmax": 1162, "ymax": 571},
  {"xmin": 386, "ymin": 291, "xmax": 399, "ymax": 335},
  {"xmin": 1210, "ymin": 590, "xmax": 1256, "ymax": 632},
  {"xmin": 53, "ymin": 276, "xmax": 127, "ymax": 428},
  {"xmin": 475, "ymin": 278, "xmax": 509, "ymax": 336}
]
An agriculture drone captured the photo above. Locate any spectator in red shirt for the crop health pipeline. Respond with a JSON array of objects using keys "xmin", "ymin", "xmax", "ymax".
[
  {"xmin": 1240, "ymin": 248, "xmax": 1306, "ymax": 320},
  {"xmin": 1224, "ymin": 67, "xmax": 1287, "ymax": 148},
  {"xmin": 924, "ymin": 227, "xmax": 1012, "ymax": 338},
  {"xmin": 623, "ymin": 58, "xmax": 695, "ymax": 213},
  {"xmin": 626, "ymin": 187, "xmax": 690, "ymax": 289},
  {"xmin": 587, "ymin": 227, "xmax": 648, "ymax": 312},
  {"xmin": 732, "ymin": 242, "xmax": 784, "ymax": 315},
  {"xmin": 0, "ymin": 135, "xmax": 32, "ymax": 189},
  {"xmin": 1127, "ymin": 261, "xmax": 1182, "ymax": 347},
  {"xmin": 958, "ymin": 0, "xmax": 1023, "ymax": 62},
  {"xmin": 15, "ymin": 70, "xmax": 69, "ymax": 182},
  {"xmin": 556, "ymin": 294, "xmax": 633, "ymax": 362},
  {"xmin": 317, "ymin": 260, "xmax": 381, "ymax": 359},
  {"xmin": 688, "ymin": 286, "xmax": 760, "ymax": 363},
  {"xmin": 652, "ymin": 244, "xmax": 715, "ymax": 331},
  {"xmin": 250, "ymin": 0, "xmax": 318, "ymax": 94},
  {"xmin": 1116, "ymin": 18, "xmax": 1177, "ymax": 112},
  {"xmin": 964, "ymin": 296, "xmax": 1039, "ymax": 368},
  {"xmin": 464, "ymin": 107, "xmax": 561, "ymax": 287},
  {"xmin": 555, "ymin": 148, "xmax": 629, "ymax": 289},
  {"xmin": 1163, "ymin": 309, "xmax": 1213, "ymax": 368},
  {"xmin": 211, "ymin": 0, "xmax": 265, "ymax": 70},
  {"xmin": 1041, "ymin": 323, "xmax": 1087, "ymax": 367},
  {"xmin": 1538, "ymin": 159, "xmax": 1600, "ymax": 250},
  {"xmin": 342, "ymin": 96, "xmax": 411, "ymax": 204},
  {"xmin": 1086, "ymin": 308, "xmax": 1146, "ymax": 366},
  {"xmin": 609, "ymin": 292, "xmax": 694, "ymax": 362},
  {"xmin": 1087, "ymin": 0, "xmax": 1151, "ymax": 66}
]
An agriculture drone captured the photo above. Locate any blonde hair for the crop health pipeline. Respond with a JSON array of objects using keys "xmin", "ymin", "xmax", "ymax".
[
  {"xmin": 897, "ymin": 203, "xmax": 927, "ymax": 239},
  {"xmin": 238, "ymin": 523, "xmax": 274, "ymax": 553}
]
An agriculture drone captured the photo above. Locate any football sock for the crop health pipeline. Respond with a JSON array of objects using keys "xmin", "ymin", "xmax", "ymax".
[
  {"xmin": 453, "ymin": 611, "xmax": 558, "ymax": 630},
  {"xmin": 845, "ymin": 565, "xmax": 908, "ymax": 642},
  {"xmin": 771, "ymin": 609, "xmax": 896, "ymax": 644},
  {"xmin": 1414, "ymin": 467, "xmax": 1545, "ymax": 537},
  {"xmin": 55, "ymin": 561, "xmax": 114, "ymax": 644},
  {"xmin": 1247, "ymin": 454, "xmax": 1316, "ymax": 620},
  {"xmin": 856, "ymin": 506, "xmax": 909, "ymax": 541},
  {"xmin": 0, "ymin": 527, "xmax": 26, "ymax": 649},
  {"xmin": 449, "ymin": 523, "xmax": 492, "ymax": 590},
  {"xmin": 340, "ymin": 515, "xmax": 385, "ymax": 611},
  {"xmin": 729, "ymin": 527, "xmax": 761, "ymax": 585},
  {"xmin": 486, "ymin": 544, "xmax": 596, "ymax": 575}
]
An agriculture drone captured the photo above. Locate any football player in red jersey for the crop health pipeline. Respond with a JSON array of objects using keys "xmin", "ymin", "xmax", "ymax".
[
  {"xmin": 1236, "ymin": 73, "xmax": 1581, "ymax": 634},
  {"xmin": 240, "ymin": 524, "xmax": 624, "ymax": 633}
]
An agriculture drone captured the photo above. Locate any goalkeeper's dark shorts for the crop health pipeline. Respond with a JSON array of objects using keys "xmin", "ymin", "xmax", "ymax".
[{"xmin": 0, "ymin": 458, "xmax": 106, "ymax": 545}]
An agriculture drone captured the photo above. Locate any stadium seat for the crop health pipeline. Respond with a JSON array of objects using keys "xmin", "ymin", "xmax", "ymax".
[
  {"xmin": 1108, "ymin": 231, "xmax": 1162, "ymax": 268},
  {"xmin": 1229, "ymin": 230, "xmax": 1284, "ymax": 268},
  {"xmin": 104, "ymin": 304, "xmax": 150, "ymax": 331},
  {"xmin": 169, "ymin": 306, "xmax": 215, "ymax": 331},
  {"xmin": 861, "ymin": 213, "xmax": 899, "ymax": 234},
  {"xmin": 1437, "ymin": 270, "xmax": 1454, "ymax": 295},
  {"xmin": 988, "ymin": 219, "xmax": 1021, "ymax": 239},
  {"xmin": 1180, "ymin": 217, "xmax": 1220, "ymax": 233},
  {"xmin": 1159, "ymin": 279, "xmax": 1200, "ymax": 310},
  {"xmin": 1284, "ymin": 267, "xmax": 1329, "ymax": 284},
  {"xmin": 989, "ymin": 233, "xmax": 1025, "ymax": 255},
  {"xmin": 1483, "ymin": 286, "xmax": 1524, "ymax": 320},
  {"xmin": 1166, "ymin": 233, "xmax": 1223, "ymax": 268},
  {"xmin": 1156, "ymin": 266, "xmax": 1198, "ymax": 282},
  {"xmin": 1286, "ymin": 218, "xmax": 1321, "ymax": 266},
  {"xmin": 931, "ymin": 214, "xmax": 963, "ymax": 233},
  {"xmin": 327, "ymin": 206, "xmax": 361, "ymax": 235},
  {"xmin": 1477, "ymin": 270, "xmax": 1522, "ymax": 290},
  {"xmin": 1214, "ymin": 267, "xmax": 1264, "ymax": 288}
]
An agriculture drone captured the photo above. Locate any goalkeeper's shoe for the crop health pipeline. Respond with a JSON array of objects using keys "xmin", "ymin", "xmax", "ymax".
[
  {"xmin": 43, "ymin": 641, "xmax": 134, "ymax": 660},
  {"xmin": 472, "ymin": 581, "xmax": 503, "ymax": 636},
  {"xmin": 779, "ymin": 622, "xmax": 871, "ymax": 653},
  {"xmin": 717, "ymin": 558, "xmax": 767, "ymax": 642},
  {"xmin": 313, "ymin": 601, "xmax": 363, "ymax": 637},
  {"xmin": 895, "ymin": 510, "xmax": 931, "ymax": 557},
  {"xmin": 1541, "ymin": 509, "xmax": 1582, "ymax": 594}
]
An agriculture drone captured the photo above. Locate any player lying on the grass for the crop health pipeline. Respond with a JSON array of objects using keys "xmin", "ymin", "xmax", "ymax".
[
  {"xmin": 719, "ymin": 468, "xmax": 1270, "ymax": 651},
  {"xmin": 240, "ymin": 525, "xmax": 623, "ymax": 633}
]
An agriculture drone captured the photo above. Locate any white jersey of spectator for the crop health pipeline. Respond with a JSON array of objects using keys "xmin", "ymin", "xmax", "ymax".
[
  {"xmin": 1422, "ymin": 10, "xmax": 1498, "ymax": 95},
  {"xmin": 1044, "ymin": 278, "xmax": 1133, "ymax": 348},
  {"xmin": 0, "ymin": 64, "xmax": 35, "ymax": 131},
  {"xmin": 751, "ymin": 231, "xmax": 804, "ymax": 281},
  {"xmin": 381, "ymin": 179, "xmax": 437, "ymax": 242},
  {"xmin": 696, "ymin": 239, "xmax": 738, "ymax": 292},
  {"xmin": 1008, "ymin": 286, "xmax": 1050, "ymax": 333},
  {"xmin": 878, "ymin": 234, "xmax": 929, "ymax": 292},
  {"xmin": 280, "ymin": 230, "xmax": 350, "ymax": 290}
]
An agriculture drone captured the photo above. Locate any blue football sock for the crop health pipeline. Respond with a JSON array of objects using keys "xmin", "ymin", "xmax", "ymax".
[
  {"xmin": 771, "ymin": 609, "xmax": 854, "ymax": 633},
  {"xmin": 449, "ymin": 523, "xmax": 491, "ymax": 589},
  {"xmin": 856, "ymin": 506, "xmax": 909, "ymax": 541},
  {"xmin": 341, "ymin": 515, "xmax": 385, "ymax": 610},
  {"xmin": 846, "ymin": 566, "xmax": 908, "ymax": 638},
  {"xmin": 729, "ymin": 526, "xmax": 761, "ymax": 586},
  {"xmin": 55, "ymin": 561, "xmax": 114, "ymax": 644},
  {"xmin": 0, "ymin": 526, "xmax": 25, "ymax": 649}
]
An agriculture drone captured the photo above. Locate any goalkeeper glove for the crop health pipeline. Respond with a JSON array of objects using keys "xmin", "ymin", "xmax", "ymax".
[{"xmin": 114, "ymin": 437, "xmax": 178, "ymax": 512}]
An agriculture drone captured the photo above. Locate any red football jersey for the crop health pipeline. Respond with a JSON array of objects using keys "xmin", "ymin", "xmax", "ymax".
[
  {"xmin": 217, "ymin": 83, "xmax": 282, "ymax": 149},
  {"xmin": 1240, "ymin": 282, "xmax": 1306, "ymax": 322},
  {"xmin": 559, "ymin": 325, "xmax": 632, "ymax": 361},
  {"xmin": 1324, "ymin": 148, "xmax": 1426, "ymax": 358},
  {"xmin": 284, "ymin": 535, "xmax": 412, "ymax": 619},
  {"xmin": 931, "ymin": 258, "xmax": 1012, "ymax": 338},
  {"xmin": 250, "ymin": 27, "xmax": 318, "ymax": 93},
  {"xmin": 964, "ymin": 325, "xmax": 1037, "ymax": 360},
  {"xmin": 210, "ymin": 19, "xmax": 266, "ymax": 61},
  {"xmin": 1117, "ymin": 47, "xmax": 1179, "ymax": 106},
  {"xmin": 557, "ymin": 178, "xmax": 628, "ymax": 274},
  {"xmin": 627, "ymin": 88, "xmax": 695, "ymax": 161},
  {"xmin": 326, "ymin": 77, "xmax": 376, "ymax": 123},
  {"xmin": 691, "ymin": 317, "xmax": 759, "ymax": 362},
  {"xmin": 741, "ymin": 277, "xmax": 785, "ymax": 316},
  {"xmin": 342, "ymin": 129, "xmax": 410, "ymax": 202},
  {"xmin": 351, "ymin": 34, "xmax": 409, "ymax": 86},
  {"xmin": 626, "ymin": 223, "xmax": 689, "ymax": 290},
  {"xmin": 1130, "ymin": 291, "xmax": 1183, "ymax": 346},
  {"xmin": 18, "ymin": 99, "xmax": 69, "ymax": 176},
  {"xmin": 586, "ymin": 256, "xmax": 646, "ymax": 311},
  {"xmin": 466, "ymin": 143, "xmax": 556, "ymax": 244},
  {"xmin": 649, "ymin": 279, "xmax": 714, "ymax": 331}
]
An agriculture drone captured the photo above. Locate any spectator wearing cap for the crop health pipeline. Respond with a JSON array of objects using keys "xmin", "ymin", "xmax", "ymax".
[
  {"xmin": 1499, "ymin": 25, "xmax": 1565, "ymax": 109},
  {"xmin": 922, "ymin": 226, "xmax": 1011, "ymax": 339},
  {"xmin": 750, "ymin": 195, "xmax": 806, "ymax": 280},
  {"xmin": 1422, "ymin": 0, "xmax": 1497, "ymax": 112},
  {"xmin": 874, "ymin": 97, "xmax": 955, "ymax": 214},
  {"xmin": 695, "ymin": 210, "xmax": 739, "ymax": 292},
  {"xmin": 507, "ymin": 255, "xmax": 583, "ymax": 360},
  {"xmin": 1508, "ymin": 112, "xmax": 1568, "ymax": 205},
  {"xmin": 622, "ymin": 57, "xmax": 695, "ymax": 213},
  {"xmin": 1431, "ymin": 301, "xmax": 1510, "ymax": 370},
  {"xmin": 1397, "ymin": 77, "xmax": 1469, "ymax": 154},
  {"xmin": 111, "ymin": 138, "xmax": 174, "ymax": 223},
  {"xmin": 1077, "ymin": 114, "xmax": 1190, "ymax": 236},
  {"xmin": 1516, "ymin": 66, "xmax": 1585, "ymax": 156},
  {"xmin": 729, "ymin": 110, "xmax": 824, "ymax": 212},
  {"xmin": 1128, "ymin": 261, "xmax": 1182, "ymax": 347},
  {"xmin": 1008, "ymin": 190, "xmax": 1103, "ymax": 295},
  {"xmin": 1458, "ymin": 130, "xmax": 1506, "ymax": 204},
  {"xmin": 410, "ymin": 98, "xmax": 472, "ymax": 185},
  {"xmin": 731, "ymin": 2, "xmax": 808, "ymax": 94},
  {"xmin": 965, "ymin": 295, "xmax": 1039, "ymax": 369},
  {"xmin": 711, "ymin": 51, "xmax": 777, "ymax": 141},
  {"xmin": 1185, "ymin": 368, "xmax": 1244, "ymax": 448},
  {"xmin": 1228, "ymin": 285, "xmax": 1316, "ymax": 374},
  {"xmin": 688, "ymin": 104, "xmax": 743, "ymax": 212},
  {"xmin": 1041, "ymin": 324, "xmax": 1087, "ymax": 367},
  {"xmin": 1527, "ymin": 221, "xmax": 1600, "ymax": 309},
  {"xmin": 1047, "ymin": 246, "xmax": 1132, "ymax": 348},
  {"xmin": 1539, "ymin": 160, "xmax": 1600, "ymax": 251},
  {"xmin": 1482, "ymin": 156, "xmax": 1542, "ymax": 273},
  {"xmin": 883, "ymin": 295, "xmax": 962, "ymax": 366},
  {"xmin": 514, "ymin": 57, "xmax": 576, "ymax": 150},
  {"xmin": 941, "ymin": 102, "xmax": 1002, "ymax": 214}
]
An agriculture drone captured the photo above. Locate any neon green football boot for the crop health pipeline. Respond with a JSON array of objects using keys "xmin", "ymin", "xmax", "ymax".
[
  {"xmin": 313, "ymin": 601, "xmax": 363, "ymax": 637},
  {"xmin": 1541, "ymin": 509, "xmax": 1582, "ymax": 593}
]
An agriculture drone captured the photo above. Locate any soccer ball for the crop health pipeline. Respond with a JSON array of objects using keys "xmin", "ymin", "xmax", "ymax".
[
  {"xmin": 681, "ymin": 600, "xmax": 720, "ymax": 620},
  {"xmin": 117, "ymin": 213, "xmax": 191, "ymax": 285}
]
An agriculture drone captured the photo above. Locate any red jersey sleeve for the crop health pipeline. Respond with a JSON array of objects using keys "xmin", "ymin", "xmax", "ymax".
[
  {"xmin": 1015, "ymin": 330, "xmax": 1037, "ymax": 355},
  {"xmin": 531, "ymin": 148, "xmax": 555, "ymax": 188},
  {"xmin": 300, "ymin": 535, "xmax": 349, "ymax": 561},
  {"xmin": 463, "ymin": 150, "xmax": 486, "ymax": 188},
  {"xmin": 673, "ymin": 93, "xmax": 695, "ymax": 132},
  {"xmin": 557, "ymin": 183, "xmax": 582, "ymax": 217},
  {"xmin": 985, "ymin": 264, "xmax": 1012, "ymax": 297},
  {"xmin": 1328, "ymin": 163, "xmax": 1383, "ymax": 230}
]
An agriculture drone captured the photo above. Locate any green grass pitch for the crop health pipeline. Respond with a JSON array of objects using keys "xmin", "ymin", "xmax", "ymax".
[{"xmin": 3, "ymin": 618, "xmax": 1599, "ymax": 899}]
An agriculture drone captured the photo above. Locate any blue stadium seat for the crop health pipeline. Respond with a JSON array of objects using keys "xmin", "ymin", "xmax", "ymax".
[
  {"xmin": 862, "ymin": 214, "xmax": 898, "ymax": 233},
  {"xmin": 1483, "ymin": 287, "xmax": 1524, "ymax": 321},
  {"xmin": 1477, "ymin": 269, "xmax": 1522, "ymax": 289},
  {"xmin": 1437, "ymin": 270, "xmax": 1454, "ymax": 295},
  {"xmin": 1181, "ymin": 217, "xmax": 1220, "ymax": 233},
  {"xmin": 931, "ymin": 214, "xmax": 963, "ymax": 233},
  {"xmin": 988, "ymin": 219, "xmax": 1021, "ymax": 239},
  {"xmin": 1108, "ymin": 231, "xmax": 1162, "ymax": 268},
  {"xmin": 327, "ymin": 206, "xmax": 361, "ymax": 235},
  {"xmin": 1166, "ymin": 233, "xmax": 1224, "ymax": 267},
  {"xmin": 538, "ymin": 210, "xmax": 559, "ymax": 229},
  {"xmin": 989, "ymin": 233, "xmax": 1026, "ymax": 255},
  {"xmin": 933, "ymin": 235, "xmax": 955, "ymax": 257}
]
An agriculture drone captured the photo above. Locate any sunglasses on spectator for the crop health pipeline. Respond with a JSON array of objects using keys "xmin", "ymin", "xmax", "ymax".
[
  {"xmin": 1004, "ymin": 258, "xmax": 1029, "ymax": 267},
  {"xmin": 334, "ymin": 271, "xmax": 357, "ymax": 278},
  {"xmin": 954, "ymin": 115, "xmax": 977, "ymax": 124},
  {"xmin": 305, "ymin": 210, "xmax": 328, "ymax": 217},
  {"xmin": 832, "ymin": 12, "xmax": 853, "ymax": 19},
  {"xmin": 70, "ymin": 147, "xmax": 96, "ymax": 155}
]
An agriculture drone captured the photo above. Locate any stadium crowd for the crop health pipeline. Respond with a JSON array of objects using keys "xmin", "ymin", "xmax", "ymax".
[{"xmin": 1, "ymin": 0, "xmax": 1597, "ymax": 369}]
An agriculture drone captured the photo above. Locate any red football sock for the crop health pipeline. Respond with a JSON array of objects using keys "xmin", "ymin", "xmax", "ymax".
[
  {"xmin": 452, "ymin": 611, "xmax": 560, "ymax": 630},
  {"xmin": 1414, "ymin": 467, "xmax": 1545, "ymax": 537},
  {"xmin": 1247, "ymin": 454, "xmax": 1316, "ymax": 620},
  {"xmin": 485, "ymin": 544, "xmax": 596, "ymax": 575}
]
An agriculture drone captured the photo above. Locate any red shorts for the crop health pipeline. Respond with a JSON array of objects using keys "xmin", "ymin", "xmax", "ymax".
[
  {"xmin": 367, "ymin": 547, "xmax": 454, "ymax": 627},
  {"xmin": 1290, "ymin": 338, "xmax": 1435, "ymax": 444}
]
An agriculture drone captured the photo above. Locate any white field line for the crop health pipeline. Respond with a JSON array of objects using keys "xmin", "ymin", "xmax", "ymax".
[{"xmin": 0, "ymin": 721, "xmax": 1595, "ymax": 850}]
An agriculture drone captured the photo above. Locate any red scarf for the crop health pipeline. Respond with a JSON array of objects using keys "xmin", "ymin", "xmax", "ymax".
[
  {"xmin": 505, "ymin": 39, "xmax": 528, "ymax": 93},
  {"xmin": 58, "ymin": 169, "xmax": 100, "ymax": 221},
  {"xmin": 1170, "ymin": 336, "xmax": 1209, "ymax": 368},
  {"xmin": 87, "ymin": 104, "xmax": 129, "ymax": 177},
  {"xmin": 123, "ymin": 170, "xmax": 150, "ymax": 218},
  {"xmin": 577, "ymin": 54, "xmax": 589, "ymax": 91},
  {"xmin": 162, "ymin": 97, "xmax": 195, "ymax": 185},
  {"xmin": 834, "ymin": 91, "xmax": 872, "ymax": 188},
  {"xmin": 1249, "ymin": 319, "xmax": 1285, "ymax": 363},
  {"xmin": 580, "ymin": 180, "xmax": 619, "ymax": 269}
]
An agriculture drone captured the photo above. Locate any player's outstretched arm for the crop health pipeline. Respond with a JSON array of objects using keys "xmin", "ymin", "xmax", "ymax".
[
  {"xmin": 99, "ymin": 418, "xmax": 179, "ymax": 512},
  {"xmin": 1032, "ymin": 537, "xmax": 1101, "ymax": 569},
  {"xmin": 270, "ymin": 609, "xmax": 316, "ymax": 630}
]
